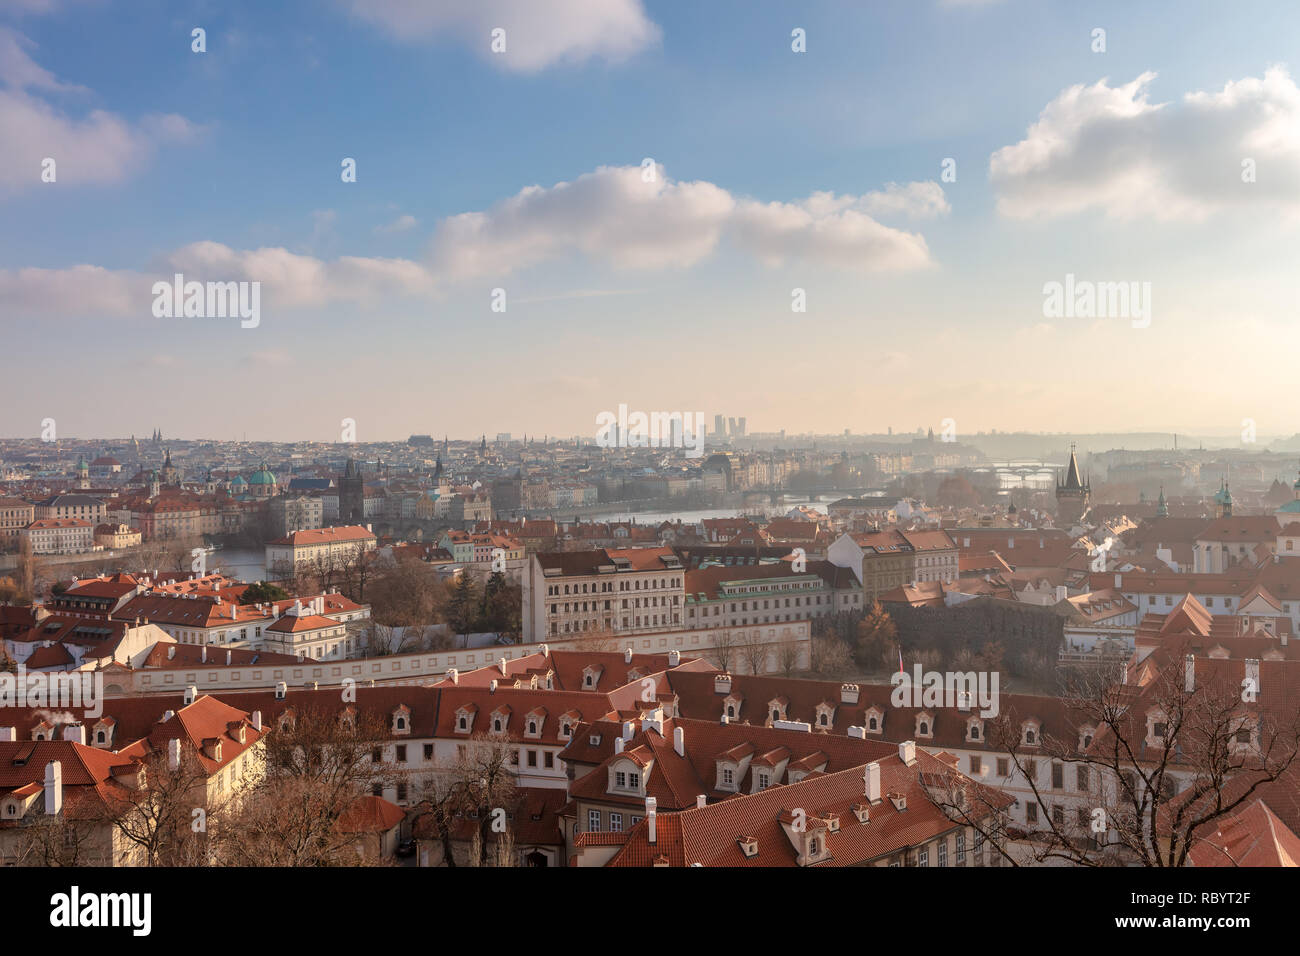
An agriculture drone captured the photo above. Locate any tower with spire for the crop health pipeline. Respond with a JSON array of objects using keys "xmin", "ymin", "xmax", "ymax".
[
  {"xmin": 1156, "ymin": 485, "xmax": 1169, "ymax": 518},
  {"xmin": 1055, "ymin": 443, "xmax": 1091, "ymax": 526},
  {"xmin": 1213, "ymin": 478, "xmax": 1233, "ymax": 518}
]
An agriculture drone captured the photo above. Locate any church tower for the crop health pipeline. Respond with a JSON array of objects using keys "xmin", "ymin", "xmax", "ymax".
[{"xmin": 1055, "ymin": 443, "xmax": 1090, "ymax": 526}]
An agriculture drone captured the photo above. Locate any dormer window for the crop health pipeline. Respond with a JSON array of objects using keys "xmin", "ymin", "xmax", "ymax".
[
  {"xmin": 458, "ymin": 716, "xmax": 467, "ymax": 730},
  {"xmin": 493, "ymin": 718, "xmax": 503, "ymax": 733},
  {"xmin": 96, "ymin": 731, "xmax": 106, "ymax": 744},
  {"xmin": 967, "ymin": 719, "xmax": 982, "ymax": 741},
  {"xmin": 727, "ymin": 705, "xmax": 736, "ymax": 719},
  {"xmin": 915, "ymin": 713, "xmax": 933, "ymax": 738}
]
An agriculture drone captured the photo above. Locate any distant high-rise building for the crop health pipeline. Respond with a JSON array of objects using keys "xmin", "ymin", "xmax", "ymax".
[{"xmin": 714, "ymin": 414, "xmax": 725, "ymax": 438}]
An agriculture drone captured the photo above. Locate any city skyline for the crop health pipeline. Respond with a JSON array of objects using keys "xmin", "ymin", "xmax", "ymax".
[{"xmin": 2, "ymin": 0, "xmax": 1298, "ymax": 440}]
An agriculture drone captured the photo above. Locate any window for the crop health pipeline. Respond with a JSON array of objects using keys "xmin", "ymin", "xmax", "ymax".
[
  {"xmin": 1076, "ymin": 766, "xmax": 1089, "ymax": 791},
  {"xmin": 615, "ymin": 771, "xmax": 627, "ymax": 788},
  {"xmin": 395, "ymin": 745, "xmax": 407, "ymax": 763},
  {"xmin": 1052, "ymin": 806, "xmax": 1065, "ymax": 826},
  {"xmin": 628, "ymin": 772, "xmax": 640, "ymax": 789},
  {"xmin": 1051, "ymin": 763, "xmax": 1063, "ymax": 789},
  {"xmin": 1026, "ymin": 803, "xmax": 1038, "ymax": 823},
  {"xmin": 956, "ymin": 832, "xmax": 966, "ymax": 864},
  {"xmin": 997, "ymin": 758, "xmax": 1009, "ymax": 777},
  {"xmin": 587, "ymin": 809, "xmax": 600, "ymax": 832},
  {"xmin": 809, "ymin": 837, "xmax": 820, "ymax": 855},
  {"xmin": 544, "ymin": 751, "xmax": 554, "ymax": 768},
  {"xmin": 1153, "ymin": 722, "xmax": 1167, "ymax": 738},
  {"xmin": 722, "ymin": 767, "xmax": 734, "ymax": 787},
  {"xmin": 396, "ymin": 783, "xmax": 407, "ymax": 801},
  {"xmin": 527, "ymin": 750, "xmax": 537, "ymax": 767},
  {"xmin": 938, "ymin": 843, "xmax": 948, "ymax": 867},
  {"xmin": 610, "ymin": 812, "xmax": 623, "ymax": 833},
  {"xmin": 918, "ymin": 848, "xmax": 929, "ymax": 867},
  {"xmin": 423, "ymin": 744, "xmax": 433, "ymax": 760},
  {"xmin": 969, "ymin": 756, "xmax": 982, "ymax": 774},
  {"xmin": 371, "ymin": 747, "xmax": 382, "ymax": 763}
]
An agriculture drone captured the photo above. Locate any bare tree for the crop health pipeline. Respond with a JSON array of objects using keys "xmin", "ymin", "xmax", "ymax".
[
  {"xmin": 416, "ymin": 732, "xmax": 517, "ymax": 868},
  {"xmin": 927, "ymin": 653, "xmax": 1300, "ymax": 867},
  {"xmin": 106, "ymin": 746, "xmax": 226, "ymax": 867},
  {"xmin": 741, "ymin": 637, "xmax": 767, "ymax": 676}
]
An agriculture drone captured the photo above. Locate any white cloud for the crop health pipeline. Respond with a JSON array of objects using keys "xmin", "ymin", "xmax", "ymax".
[
  {"xmin": 0, "ymin": 27, "xmax": 83, "ymax": 92},
  {"xmin": 431, "ymin": 164, "xmax": 736, "ymax": 276},
  {"xmin": 0, "ymin": 29, "xmax": 197, "ymax": 195},
  {"xmin": 0, "ymin": 263, "xmax": 143, "ymax": 316},
  {"xmin": 375, "ymin": 213, "xmax": 418, "ymax": 234},
  {"xmin": 730, "ymin": 196, "xmax": 934, "ymax": 270},
  {"xmin": 164, "ymin": 242, "xmax": 435, "ymax": 306},
  {"xmin": 339, "ymin": 0, "xmax": 660, "ymax": 71},
  {"xmin": 431, "ymin": 165, "xmax": 942, "ymax": 277},
  {"xmin": 990, "ymin": 69, "xmax": 1300, "ymax": 221},
  {"xmin": 0, "ymin": 167, "xmax": 943, "ymax": 320},
  {"xmin": 0, "ymin": 246, "xmax": 435, "ymax": 318}
]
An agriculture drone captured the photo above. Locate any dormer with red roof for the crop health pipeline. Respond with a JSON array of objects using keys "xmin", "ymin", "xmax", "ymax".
[
  {"xmin": 525, "ymin": 707, "xmax": 547, "ymax": 739},
  {"xmin": 722, "ymin": 692, "xmax": 744, "ymax": 722},
  {"xmin": 490, "ymin": 705, "xmax": 511, "ymax": 734},
  {"xmin": 715, "ymin": 741, "xmax": 755, "ymax": 792},
  {"xmin": 454, "ymin": 703, "xmax": 477, "ymax": 734},
  {"xmin": 391, "ymin": 704, "xmax": 411, "ymax": 736}
]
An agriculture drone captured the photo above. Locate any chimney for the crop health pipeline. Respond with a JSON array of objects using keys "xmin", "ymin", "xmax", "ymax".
[
  {"xmin": 1184, "ymin": 654, "xmax": 1196, "ymax": 693},
  {"xmin": 622, "ymin": 720, "xmax": 634, "ymax": 740},
  {"xmin": 498, "ymin": 657, "xmax": 507, "ymax": 673},
  {"xmin": 614, "ymin": 737, "xmax": 625, "ymax": 754},
  {"xmin": 168, "ymin": 737, "xmax": 181, "ymax": 771},
  {"xmin": 1246, "ymin": 659, "xmax": 1261, "ymax": 698},
  {"xmin": 865, "ymin": 761, "xmax": 881, "ymax": 803},
  {"xmin": 713, "ymin": 673, "xmax": 732, "ymax": 695},
  {"xmin": 646, "ymin": 797, "xmax": 657, "ymax": 844},
  {"xmin": 161, "ymin": 709, "xmax": 175, "ymax": 722},
  {"xmin": 624, "ymin": 646, "xmax": 633, "ymax": 664},
  {"xmin": 167, "ymin": 645, "xmax": 176, "ymax": 660},
  {"xmin": 201, "ymin": 646, "xmax": 207, "ymax": 663},
  {"xmin": 668, "ymin": 649, "xmax": 680, "ymax": 666},
  {"xmin": 43, "ymin": 761, "xmax": 63, "ymax": 816},
  {"xmin": 0, "ymin": 727, "xmax": 14, "ymax": 742},
  {"xmin": 840, "ymin": 682, "xmax": 859, "ymax": 705},
  {"xmin": 489, "ymin": 679, "xmax": 497, "ymax": 694},
  {"xmin": 720, "ymin": 713, "xmax": 729, "ymax": 725},
  {"xmin": 445, "ymin": 668, "xmax": 459, "ymax": 685},
  {"xmin": 183, "ymin": 685, "xmax": 198, "ymax": 705},
  {"xmin": 696, "ymin": 793, "xmax": 707, "ymax": 809},
  {"xmin": 251, "ymin": 710, "xmax": 263, "ymax": 732},
  {"xmin": 673, "ymin": 725, "xmax": 685, "ymax": 757},
  {"xmin": 899, "ymin": 740, "xmax": 916, "ymax": 766},
  {"xmin": 61, "ymin": 723, "xmax": 85, "ymax": 745},
  {"xmin": 1114, "ymin": 573, "xmax": 1122, "ymax": 588},
  {"xmin": 226, "ymin": 650, "xmax": 232, "ymax": 665},
  {"xmin": 275, "ymin": 681, "xmax": 287, "ymax": 700},
  {"xmin": 539, "ymin": 644, "xmax": 549, "ymax": 657},
  {"xmin": 1055, "ymin": 585, "xmax": 1067, "ymax": 603}
]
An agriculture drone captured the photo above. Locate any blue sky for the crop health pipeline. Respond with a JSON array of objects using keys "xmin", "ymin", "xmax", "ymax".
[{"xmin": 2, "ymin": 0, "xmax": 1298, "ymax": 442}]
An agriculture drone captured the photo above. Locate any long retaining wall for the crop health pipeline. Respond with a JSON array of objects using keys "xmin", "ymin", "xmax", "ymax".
[{"xmin": 104, "ymin": 621, "xmax": 811, "ymax": 697}]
